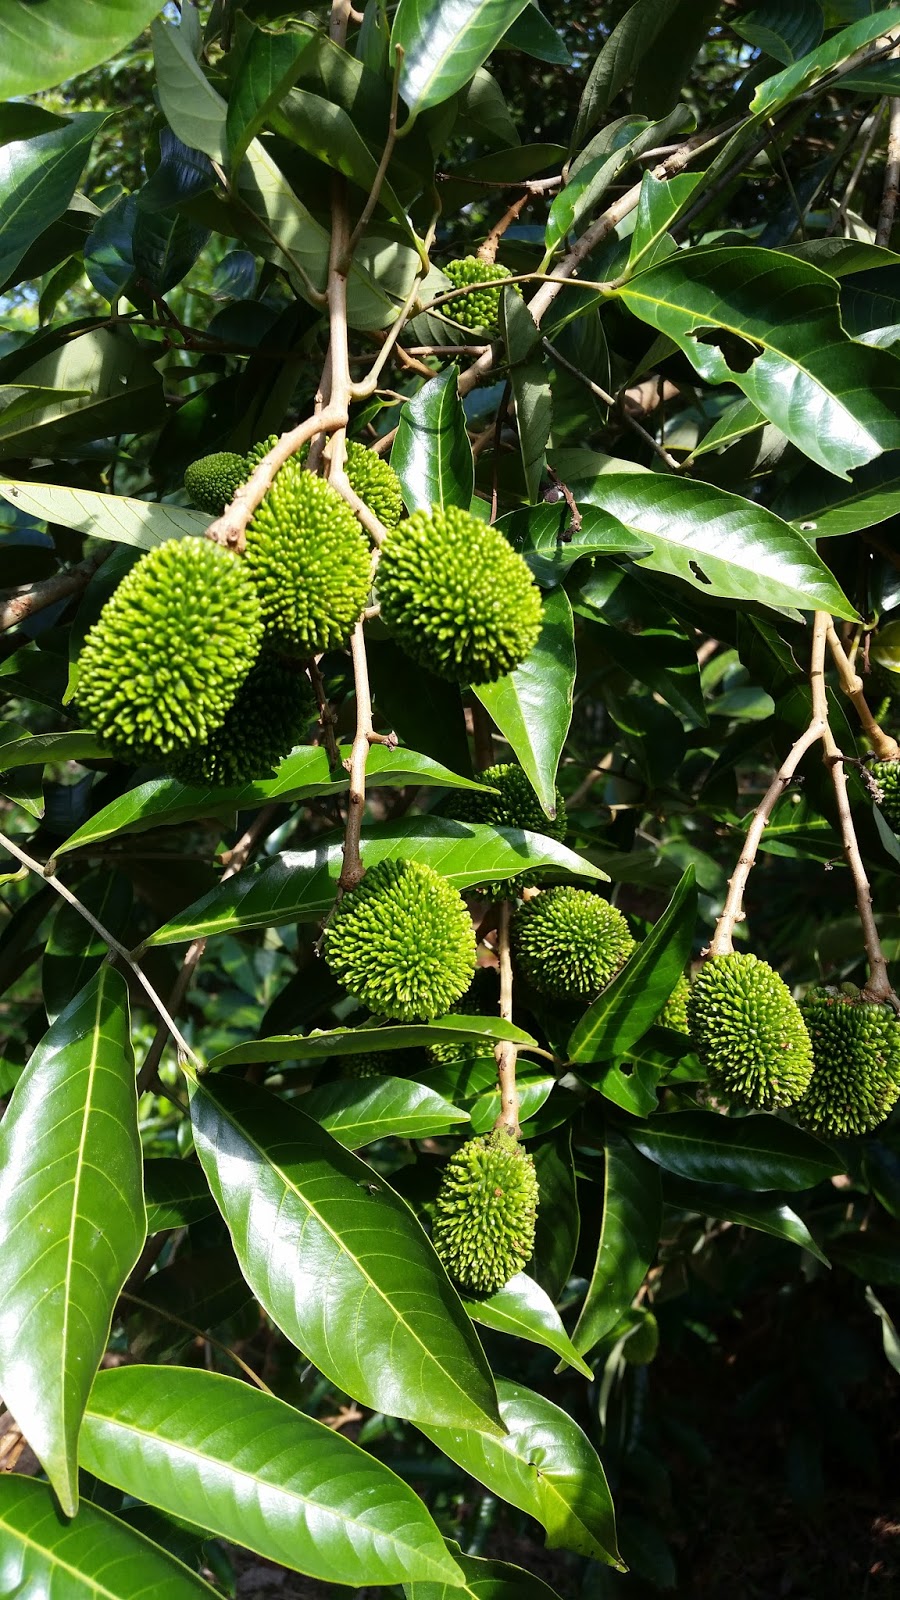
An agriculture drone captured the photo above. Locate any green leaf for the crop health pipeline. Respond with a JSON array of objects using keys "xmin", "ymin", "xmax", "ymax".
[
  {"xmin": 529, "ymin": 1128, "xmax": 579, "ymax": 1301},
  {"xmin": 626, "ymin": 170, "xmax": 705, "ymax": 276},
  {"xmin": 751, "ymin": 7, "xmax": 900, "ymax": 115},
  {"xmin": 42, "ymin": 869, "xmax": 132, "ymax": 1024},
  {"xmin": 473, "ymin": 587, "xmax": 574, "ymax": 819},
  {"xmin": 0, "ymin": 969, "xmax": 145, "ymax": 1515},
  {"xmin": 571, "ymin": 0, "xmax": 682, "ymax": 145},
  {"xmin": 0, "ymin": 729, "xmax": 108, "ymax": 772},
  {"xmin": 615, "ymin": 248, "xmax": 900, "ymax": 477},
  {"xmin": 421, "ymin": 1055, "xmax": 555, "ymax": 1135},
  {"xmin": 463, "ymin": 1272, "xmax": 593, "ymax": 1377},
  {"xmin": 145, "ymin": 817, "xmax": 607, "ymax": 947},
  {"xmin": 0, "ymin": 114, "xmax": 105, "ymax": 289},
  {"xmin": 0, "ymin": 3, "xmax": 161, "ymax": 97},
  {"xmin": 190, "ymin": 1074, "xmax": 504, "ymax": 1435},
  {"xmin": 153, "ymin": 17, "xmax": 226, "ymax": 164},
  {"xmin": 144, "ymin": 1159, "xmax": 216, "ymax": 1234},
  {"xmin": 733, "ymin": 0, "xmax": 824, "ymax": 64},
  {"xmin": 627, "ymin": 1111, "xmax": 842, "ymax": 1192},
  {"xmin": 391, "ymin": 364, "xmax": 474, "ymax": 513},
  {"xmin": 272, "ymin": 87, "xmax": 412, "ymax": 232},
  {"xmin": 501, "ymin": 499, "xmax": 651, "ymax": 585},
  {"xmin": 226, "ymin": 26, "xmax": 319, "ymax": 170},
  {"xmin": 0, "ymin": 1475, "xmax": 218, "ymax": 1597},
  {"xmin": 662, "ymin": 1172, "xmax": 829, "ymax": 1264},
  {"xmin": 0, "ymin": 480, "xmax": 209, "ymax": 549},
  {"xmin": 828, "ymin": 1230, "xmax": 900, "ymax": 1285},
  {"xmin": 393, "ymin": 0, "xmax": 530, "ymax": 117},
  {"xmin": 569, "ymin": 868, "xmax": 696, "ymax": 1066},
  {"xmin": 571, "ymin": 1130, "xmax": 661, "ymax": 1357},
  {"xmin": 632, "ymin": 0, "xmax": 719, "ymax": 116},
  {"xmin": 421, "ymin": 1378, "xmax": 621, "ymax": 1565},
  {"xmin": 405, "ymin": 1541, "xmax": 567, "ymax": 1599},
  {"xmin": 210, "ymin": 1014, "xmax": 537, "ymax": 1068},
  {"xmin": 501, "ymin": 4, "xmax": 571, "ymax": 65},
  {"xmin": 55, "ymin": 747, "xmax": 489, "ymax": 858},
  {"xmin": 0, "ymin": 328, "xmax": 165, "ymax": 457},
  {"xmin": 296, "ymin": 1076, "xmax": 470, "ymax": 1147},
  {"xmin": 771, "ymin": 453, "xmax": 900, "ymax": 537},
  {"xmin": 865, "ymin": 1286, "xmax": 900, "ymax": 1376},
  {"xmin": 573, "ymin": 471, "xmax": 858, "ymax": 617},
  {"xmin": 81, "ymin": 1365, "xmax": 463, "ymax": 1588},
  {"xmin": 501, "ymin": 288, "xmax": 551, "ymax": 498}
]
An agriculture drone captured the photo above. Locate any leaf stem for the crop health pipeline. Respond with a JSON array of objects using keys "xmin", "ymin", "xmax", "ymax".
[
  {"xmin": 493, "ymin": 901, "xmax": 520, "ymax": 1139},
  {"xmin": 826, "ymin": 621, "xmax": 899, "ymax": 759}
]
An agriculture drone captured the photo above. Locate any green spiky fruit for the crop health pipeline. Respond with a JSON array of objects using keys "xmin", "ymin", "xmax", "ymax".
[
  {"xmin": 443, "ymin": 256, "xmax": 520, "ymax": 333},
  {"xmin": 244, "ymin": 456, "xmax": 372, "ymax": 654},
  {"xmin": 324, "ymin": 858, "xmax": 476, "ymax": 1022},
  {"xmin": 339, "ymin": 1051, "xmax": 393, "ymax": 1080},
  {"xmin": 171, "ymin": 653, "xmax": 315, "ymax": 785},
  {"xmin": 871, "ymin": 760, "xmax": 900, "ymax": 832},
  {"xmin": 76, "ymin": 537, "xmax": 263, "ymax": 763},
  {"xmin": 798, "ymin": 989, "xmax": 900, "ymax": 1135},
  {"xmin": 447, "ymin": 762, "xmax": 567, "ymax": 899},
  {"xmin": 432, "ymin": 1131, "xmax": 539, "ymax": 1294},
  {"xmin": 512, "ymin": 887, "xmax": 636, "ymax": 1000},
  {"xmin": 183, "ymin": 452, "xmax": 248, "ymax": 515},
  {"xmin": 426, "ymin": 983, "xmax": 498, "ymax": 1069},
  {"xmin": 687, "ymin": 953, "xmax": 814, "ymax": 1110},
  {"xmin": 338, "ymin": 441, "xmax": 404, "ymax": 529},
  {"xmin": 658, "ymin": 974, "xmax": 690, "ymax": 1034},
  {"xmin": 244, "ymin": 434, "xmax": 279, "ymax": 469},
  {"xmin": 376, "ymin": 504, "xmax": 543, "ymax": 684}
]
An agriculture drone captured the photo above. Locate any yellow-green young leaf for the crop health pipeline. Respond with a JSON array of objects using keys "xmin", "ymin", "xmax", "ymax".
[
  {"xmin": 0, "ymin": 969, "xmax": 145, "ymax": 1515},
  {"xmin": 81, "ymin": 1366, "xmax": 463, "ymax": 1588},
  {"xmin": 463, "ymin": 1272, "xmax": 594, "ymax": 1377},
  {"xmin": 0, "ymin": 1475, "xmax": 218, "ymax": 1597},
  {"xmin": 189, "ymin": 1074, "xmax": 504, "ymax": 1436},
  {"xmin": 393, "ymin": 0, "xmax": 530, "ymax": 117}
]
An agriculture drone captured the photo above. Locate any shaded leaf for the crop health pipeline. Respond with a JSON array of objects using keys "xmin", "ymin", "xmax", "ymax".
[
  {"xmin": 405, "ymin": 1542, "xmax": 566, "ymax": 1599},
  {"xmin": 473, "ymin": 587, "xmax": 574, "ymax": 819},
  {"xmin": 0, "ymin": 114, "xmax": 104, "ymax": 289},
  {"xmin": 529, "ymin": 1127, "xmax": 579, "ymax": 1301},
  {"xmin": 42, "ymin": 869, "xmax": 132, "ymax": 1024},
  {"xmin": 143, "ymin": 1160, "xmax": 216, "ymax": 1235},
  {"xmin": 829, "ymin": 1229, "xmax": 900, "ymax": 1285},
  {"xmin": 571, "ymin": 1130, "xmax": 661, "ymax": 1357},
  {"xmin": 751, "ymin": 8, "xmax": 900, "ymax": 116},
  {"xmin": 663, "ymin": 1172, "xmax": 829, "ymax": 1263},
  {"xmin": 627, "ymin": 1110, "xmax": 842, "ymax": 1192}
]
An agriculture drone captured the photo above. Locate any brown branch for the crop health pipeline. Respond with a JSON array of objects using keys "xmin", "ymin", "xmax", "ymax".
[
  {"xmin": 877, "ymin": 88, "xmax": 900, "ymax": 245},
  {"xmin": 493, "ymin": 901, "xmax": 520, "ymax": 1139},
  {"xmin": 0, "ymin": 547, "xmax": 109, "ymax": 633},
  {"xmin": 826, "ymin": 621, "xmax": 899, "ymax": 759},
  {"xmin": 478, "ymin": 192, "xmax": 530, "ymax": 265},
  {"xmin": 338, "ymin": 620, "xmax": 373, "ymax": 893},
  {"xmin": 205, "ymin": 405, "xmax": 348, "ymax": 552}
]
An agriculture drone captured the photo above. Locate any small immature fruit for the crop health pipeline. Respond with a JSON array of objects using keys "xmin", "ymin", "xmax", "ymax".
[
  {"xmin": 658, "ymin": 974, "xmax": 691, "ymax": 1034},
  {"xmin": 871, "ymin": 760, "xmax": 900, "ymax": 832},
  {"xmin": 340, "ymin": 441, "xmax": 404, "ymax": 530},
  {"xmin": 687, "ymin": 952, "xmax": 814, "ymax": 1110},
  {"xmin": 244, "ymin": 456, "xmax": 372, "ymax": 654},
  {"xmin": 376, "ymin": 504, "xmax": 543, "ymax": 684},
  {"xmin": 432, "ymin": 1131, "xmax": 539, "ymax": 1295},
  {"xmin": 324, "ymin": 858, "xmax": 476, "ymax": 1022},
  {"xmin": 339, "ymin": 1051, "xmax": 393, "ymax": 1080},
  {"xmin": 77, "ymin": 537, "xmax": 263, "ymax": 763},
  {"xmin": 798, "ymin": 989, "xmax": 900, "ymax": 1136},
  {"xmin": 512, "ymin": 887, "xmax": 636, "ymax": 1001},
  {"xmin": 443, "ymin": 256, "xmax": 520, "ymax": 333},
  {"xmin": 183, "ymin": 452, "xmax": 248, "ymax": 515},
  {"xmin": 449, "ymin": 762, "xmax": 567, "ymax": 898},
  {"xmin": 171, "ymin": 653, "xmax": 315, "ymax": 786}
]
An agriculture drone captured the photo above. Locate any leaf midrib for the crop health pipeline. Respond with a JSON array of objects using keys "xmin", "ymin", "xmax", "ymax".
[{"xmin": 0, "ymin": 1508, "xmax": 122, "ymax": 1600}]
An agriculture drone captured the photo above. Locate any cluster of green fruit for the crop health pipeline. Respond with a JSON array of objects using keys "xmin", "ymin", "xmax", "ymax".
[
  {"xmin": 76, "ymin": 441, "xmax": 547, "ymax": 780},
  {"xmin": 441, "ymin": 256, "xmax": 521, "ymax": 335}
]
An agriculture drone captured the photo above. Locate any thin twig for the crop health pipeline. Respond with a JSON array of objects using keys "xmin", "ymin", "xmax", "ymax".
[
  {"xmin": 542, "ymin": 337, "xmax": 680, "ymax": 469},
  {"xmin": 347, "ymin": 45, "xmax": 404, "ymax": 258},
  {"xmin": 826, "ymin": 622, "xmax": 899, "ymax": 759},
  {"xmin": 0, "ymin": 829, "xmax": 201, "ymax": 1065},
  {"xmin": 339, "ymin": 621, "xmax": 373, "ymax": 892},
  {"xmin": 877, "ymin": 89, "xmax": 900, "ymax": 245},
  {"xmin": 478, "ymin": 192, "xmax": 531, "ymax": 265},
  {"xmin": 493, "ymin": 901, "xmax": 520, "ymax": 1139},
  {"xmin": 205, "ymin": 405, "xmax": 348, "ymax": 552},
  {"xmin": 120, "ymin": 1291, "xmax": 273, "ymax": 1392},
  {"xmin": 0, "ymin": 547, "xmax": 109, "ymax": 633},
  {"xmin": 309, "ymin": 656, "xmax": 341, "ymax": 767}
]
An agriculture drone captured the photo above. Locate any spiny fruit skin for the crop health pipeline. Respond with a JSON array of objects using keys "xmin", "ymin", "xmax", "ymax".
[
  {"xmin": 338, "ymin": 441, "xmax": 404, "ymax": 530},
  {"xmin": 244, "ymin": 456, "xmax": 372, "ymax": 654},
  {"xmin": 426, "ymin": 987, "xmax": 496, "ymax": 1069},
  {"xmin": 658, "ymin": 974, "xmax": 691, "ymax": 1034},
  {"xmin": 443, "ymin": 256, "xmax": 520, "ymax": 333},
  {"xmin": 797, "ymin": 989, "xmax": 900, "ymax": 1136},
  {"xmin": 513, "ymin": 887, "xmax": 636, "ymax": 1001},
  {"xmin": 171, "ymin": 654, "xmax": 315, "ymax": 786},
  {"xmin": 339, "ymin": 1051, "xmax": 393, "ymax": 1080},
  {"xmin": 871, "ymin": 761, "xmax": 900, "ymax": 832},
  {"xmin": 432, "ymin": 1131, "xmax": 539, "ymax": 1295},
  {"xmin": 687, "ymin": 953, "xmax": 814, "ymax": 1110},
  {"xmin": 376, "ymin": 504, "xmax": 543, "ymax": 684},
  {"xmin": 323, "ymin": 858, "xmax": 476, "ymax": 1022},
  {"xmin": 448, "ymin": 762, "xmax": 567, "ymax": 899},
  {"xmin": 183, "ymin": 452, "xmax": 248, "ymax": 515},
  {"xmin": 77, "ymin": 538, "xmax": 263, "ymax": 763}
]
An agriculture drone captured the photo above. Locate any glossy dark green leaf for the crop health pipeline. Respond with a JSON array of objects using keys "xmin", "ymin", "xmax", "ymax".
[
  {"xmin": 529, "ymin": 1127, "xmax": 579, "ymax": 1301},
  {"xmin": 0, "ymin": 728, "xmax": 107, "ymax": 773},
  {"xmin": 42, "ymin": 869, "xmax": 132, "ymax": 1023},
  {"xmin": 616, "ymin": 248, "xmax": 900, "ymax": 477},
  {"xmin": 829, "ymin": 1230, "xmax": 900, "ymax": 1286},
  {"xmin": 81, "ymin": 1366, "xmax": 463, "ymax": 1587},
  {"xmin": 56, "ymin": 747, "xmax": 488, "ymax": 858},
  {"xmin": 145, "ymin": 818, "xmax": 606, "ymax": 946},
  {"xmin": 580, "ymin": 612, "xmax": 706, "ymax": 724},
  {"xmin": 626, "ymin": 170, "xmax": 705, "ymax": 276},
  {"xmin": 627, "ymin": 1111, "xmax": 842, "ymax": 1192},
  {"xmin": 463, "ymin": 1272, "xmax": 592, "ymax": 1377},
  {"xmin": 502, "ymin": 499, "xmax": 651, "ymax": 584},
  {"xmin": 0, "ymin": 1475, "xmax": 218, "ymax": 1597},
  {"xmin": 770, "ymin": 453, "xmax": 900, "ymax": 537},
  {"xmin": 473, "ymin": 588, "xmax": 574, "ymax": 819},
  {"xmin": 297, "ymin": 1076, "xmax": 469, "ymax": 1147},
  {"xmin": 751, "ymin": 8, "xmax": 900, "ymax": 116},
  {"xmin": 501, "ymin": 288, "xmax": 551, "ymax": 499},
  {"xmin": 391, "ymin": 364, "xmax": 474, "ymax": 513},
  {"xmin": 662, "ymin": 1171, "xmax": 829, "ymax": 1264},
  {"xmin": 569, "ymin": 868, "xmax": 696, "ymax": 1066},
  {"xmin": 143, "ymin": 1160, "xmax": 216, "ymax": 1235},
  {"xmin": 590, "ymin": 1058, "xmax": 666, "ymax": 1118},
  {"xmin": 211, "ymin": 1014, "xmax": 537, "ymax": 1068},
  {"xmin": 421, "ymin": 1055, "xmax": 555, "ymax": 1135},
  {"xmin": 0, "ymin": 113, "xmax": 104, "ymax": 287},
  {"xmin": 421, "ymin": 1379, "xmax": 621, "ymax": 1565},
  {"xmin": 226, "ymin": 26, "xmax": 318, "ymax": 169},
  {"xmin": 573, "ymin": 472, "xmax": 857, "ymax": 617},
  {"xmin": 571, "ymin": 1130, "xmax": 661, "ymax": 1357},
  {"xmin": 501, "ymin": 4, "xmax": 571, "ymax": 64},
  {"xmin": 393, "ymin": 0, "xmax": 530, "ymax": 116},
  {"xmin": 405, "ymin": 1543, "xmax": 566, "ymax": 1599},
  {"xmin": 631, "ymin": 0, "xmax": 718, "ymax": 116},
  {"xmin": 0, "ymin": 481, "xmax": 208, "ymax": 548},
  {"xmin": 126, "ymin": 1244, "xmax": 252, "ymax": 1363},
  {"xmin": 368, "ymin": 638, "xmax": 472, "ymax": 776},
  {"xmin": 190, "ymin": 1074, "xmax": 504, "ymax": 1435},
  {"xmin": 733, "ymin": 0, "xmax": 823, "ymax": 63},
  {"xmin": 272, "ymin": 88, "xmax": 411, "ymax": 230},
  {"xmin": 0, "ymin": 969, "xmax": 145, "ymax": 1514}
]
